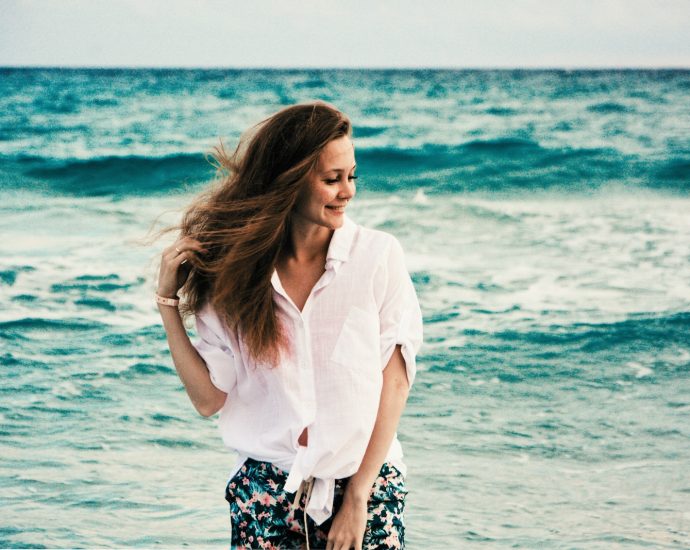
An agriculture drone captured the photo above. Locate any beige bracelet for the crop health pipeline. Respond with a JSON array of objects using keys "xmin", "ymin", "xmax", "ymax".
[{"xmin": 155, "ymin": 294, "xmax": 180, "ymax": 307}]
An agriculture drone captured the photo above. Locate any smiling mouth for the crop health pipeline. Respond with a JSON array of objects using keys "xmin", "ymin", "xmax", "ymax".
[{"xmin": 326, "ymin": 205, "xmax": 346, "ymax": 211}]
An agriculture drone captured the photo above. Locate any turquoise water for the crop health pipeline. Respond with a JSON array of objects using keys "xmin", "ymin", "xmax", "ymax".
[{"xmin": 1, "ymin": 69, "xmax": 689, "ymax": 548}]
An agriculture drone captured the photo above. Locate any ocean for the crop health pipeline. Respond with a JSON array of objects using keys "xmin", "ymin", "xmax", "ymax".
[{"xmin": 1, "ymin": 68, "xmax": 689, "ymax": 549}]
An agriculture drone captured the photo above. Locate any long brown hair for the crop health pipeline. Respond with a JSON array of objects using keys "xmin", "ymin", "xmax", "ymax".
[{"xmin": 179, "ymin": 101, "xmax": 351, "ymax": 366}]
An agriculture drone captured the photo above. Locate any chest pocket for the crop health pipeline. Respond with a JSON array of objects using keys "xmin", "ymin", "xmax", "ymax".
[{"xmin": 330, "ymin": 306, "xmax": 381, "ymax": 370}]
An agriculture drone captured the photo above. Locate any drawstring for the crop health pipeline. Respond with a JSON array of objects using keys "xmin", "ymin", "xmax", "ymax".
[{"xmin": 292, "ymin": 477, "xmax": 315, "ymax": 550}]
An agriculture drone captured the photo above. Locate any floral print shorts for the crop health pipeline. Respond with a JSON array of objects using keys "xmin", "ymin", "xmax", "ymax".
[{"xmin": 225, "ymin": 458, "xmax": 408, "ymax": 549}]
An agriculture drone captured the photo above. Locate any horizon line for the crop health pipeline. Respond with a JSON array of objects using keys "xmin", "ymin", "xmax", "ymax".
[{"xmin": 1, "ymin": 64, "xmax": 689, "ymax": 71}]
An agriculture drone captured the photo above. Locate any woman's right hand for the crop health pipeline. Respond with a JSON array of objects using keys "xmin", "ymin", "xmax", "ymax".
[{"xmin": 157, "ymin": 237, "xmax": 207, "ymax": 298}]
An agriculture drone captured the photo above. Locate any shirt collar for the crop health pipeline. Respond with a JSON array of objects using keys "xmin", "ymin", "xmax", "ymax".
[
  {"xmin": 326, "ymin": 213, "xmax": 357, "ymax": 264},
  {"xmin": 271, "ymin": 214, "xmax": 357, "ymax": 292}
]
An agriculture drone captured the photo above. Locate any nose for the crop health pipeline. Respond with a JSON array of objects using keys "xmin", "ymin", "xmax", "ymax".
[{"xmin": 338, "ymin": 175, "xmax": 356, "ymax": 199}]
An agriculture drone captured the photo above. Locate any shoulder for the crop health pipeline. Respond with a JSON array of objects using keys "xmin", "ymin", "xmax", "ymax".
[
  {"xmin": 194, "ymin": 301, "xmax": 230, "ymax": 340},
  {"xmin": 195, "ymin": 300, "xmax": 218, "ymax": 322},
  {"xmin": 351, "ymin": 219, "xmax": 400, "ymax": 257}
]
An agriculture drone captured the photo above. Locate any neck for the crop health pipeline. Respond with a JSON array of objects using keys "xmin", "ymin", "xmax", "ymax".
[{"xmin": 284, "ymin": 217, "xmax": 334, "ymax": 264}]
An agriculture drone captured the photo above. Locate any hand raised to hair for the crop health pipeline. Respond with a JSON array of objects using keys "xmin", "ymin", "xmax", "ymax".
[{"xmin": 157, "ymin": 237, "xmax": 206, "ymax": 299}]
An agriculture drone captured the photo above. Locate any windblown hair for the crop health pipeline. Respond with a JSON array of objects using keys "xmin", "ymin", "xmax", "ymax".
[{"xmin": 178, "ymin": 101, "xmax": 352, "ymax": 366}]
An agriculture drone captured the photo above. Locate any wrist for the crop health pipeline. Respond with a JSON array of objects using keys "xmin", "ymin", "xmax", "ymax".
[
  {"xmin": 344, "ymin": 478, "xmax": 372, "ymax": 503},
  {"xmin": 155, "ymin": 293, "xmax": 180, "ymax": 307}
]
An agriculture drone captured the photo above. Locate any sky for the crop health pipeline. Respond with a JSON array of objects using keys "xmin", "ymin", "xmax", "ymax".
[{"xmin": 1, "ymin": 0, "xmax": 688, "ymax": 68}]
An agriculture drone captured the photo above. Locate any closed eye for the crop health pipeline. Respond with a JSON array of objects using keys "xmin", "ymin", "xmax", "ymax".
[{"xmin": 325, "ymin": 176, "xmax": 358, "ymax": 184}]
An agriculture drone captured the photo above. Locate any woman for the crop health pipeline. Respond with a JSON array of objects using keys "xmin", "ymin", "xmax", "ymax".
[{"xmin": 156, "ymin": 102, "xmax": 423, "ymax": 550}]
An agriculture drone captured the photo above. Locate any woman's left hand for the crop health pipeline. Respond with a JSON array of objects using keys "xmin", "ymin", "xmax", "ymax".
[{"xmin": 326, "ymin": 491, "xmax": 368, "ymax": 550}]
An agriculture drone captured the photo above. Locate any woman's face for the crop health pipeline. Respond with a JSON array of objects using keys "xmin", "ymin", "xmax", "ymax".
[{"xmin": 293, "ymin": 135, "xmax": 357, "ymax": 230}]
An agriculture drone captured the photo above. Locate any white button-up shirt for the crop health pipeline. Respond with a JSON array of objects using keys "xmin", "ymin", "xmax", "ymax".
[{"xmin": 191, "ymin": 213, "xmax": 423, "ymax": 525}]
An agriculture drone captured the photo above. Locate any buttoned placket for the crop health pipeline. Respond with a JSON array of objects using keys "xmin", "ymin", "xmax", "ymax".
[
  {"xmin": 270, "ymin": 259, "xmax": 341, "ymax": 525},
  {"xmin": 264, "ymin": 215, "xmax": 355, "ymax": 526},
  {"xmin": 270, "ymin": 260, "xmax": 340, "ymax": 435}
]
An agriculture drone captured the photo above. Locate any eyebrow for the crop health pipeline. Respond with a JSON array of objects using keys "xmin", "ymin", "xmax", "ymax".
[{"xmin": 320, "ymin": 163, "xmax": 357, "ymax": 175}]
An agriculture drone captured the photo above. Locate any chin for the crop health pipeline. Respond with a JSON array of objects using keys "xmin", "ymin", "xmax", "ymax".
[
  {"xmin": 326, "ymin": 216, "xmax": 345, "ymax": 229},
  {"xmin": 320, "ymin": 211, "xmax": 346, "ymax": 228}
]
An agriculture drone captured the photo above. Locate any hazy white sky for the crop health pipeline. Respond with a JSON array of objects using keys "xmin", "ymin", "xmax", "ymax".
[{"xmin": 1, "ymin": 0, "xmax": 688, "ymax": 68}]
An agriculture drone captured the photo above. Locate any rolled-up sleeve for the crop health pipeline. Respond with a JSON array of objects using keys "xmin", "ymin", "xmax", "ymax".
[
  {"xmin": 378, "ymin": 236, "xmax": 423, "ymax": 388},
  {"xmin": 191, "ymin": 304, "xmax": 238, "ymax": 393}
]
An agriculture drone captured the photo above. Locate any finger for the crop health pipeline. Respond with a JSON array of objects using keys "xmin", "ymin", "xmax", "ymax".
[
  {"xmin": 163, "ymin": 246, "xmax": 181, "ymax": 260},
  {"xmin": 164, "ymin": 243, "xmax": 205, "ymax": 264},
  {"xmin": 164, "ymin": 241, "xmax": 185, "ymax": 256},
  {"xmin": 165, "ymin": 237, "xmax": 206, "ymax": 256},
  {"xmin": 176, "ymin": 236, "xmax": 207, "ymax": 251},
  {"xmin": 169, "ymin": 242, "xmax": 205, "ymax": 255},
  {"xmin": 173, "ymin": 251, "xmax": 192, "ymax": 266},
  {"xmin": 161, "ymin": 250, "xmax": 190, "ymax": 270},
  {"xmin": 174, "ymin": 239, "xmax": 203, "ymax": 251},
  {"xmin": 163, "ymin": 250, "xmax": 182, "ymax": 264},
  {"xmin": 173, "ymin": 244, "xmax": 207, "ymax": 258}
]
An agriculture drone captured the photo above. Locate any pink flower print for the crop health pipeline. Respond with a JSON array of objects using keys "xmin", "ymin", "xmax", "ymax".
[
  {"xmin": 239, "ymin": 520, "xmax": 248, "ymax": 528},
  {"xmin": 248, "ymin": 536, "xmax": 254, "ymax": 543},
  {"xmin": 259, "ymin": 493, "xmax": 275, "ymax": 506},
  {"xmin": 371, "ymin": 502, "xmax": 385, "ymax": 517},
  {"xmin": 229, "ymin": 482, "xmax": 236, "ymax": 490},
  {"xmin": 384, "ymin": 532, "xmax": 401, "ymax": 547},
  {"xmin": 267, "ymin": 478, "xmax": 278, "ymax": 491},
  {"xmin": 242, "ymin": 477, "xmax": 250, "ymax": 485},
  {"xmin": 288, "ymin": 518, "xmax": 302, "ymax": 532}
]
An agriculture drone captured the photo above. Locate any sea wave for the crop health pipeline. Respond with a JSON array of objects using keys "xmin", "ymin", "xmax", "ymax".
[
  {"xmin": 357, "ymin": 140, "xmax": 689, "ymax": 194},
  {"xmin": 459, "ymin": 311, "xmax": 690, "ymax": 383},
  {"xmin": 1, "ymin": 139, "xmax": 688, "ymax": 196},
  {"xmin": 494, "ymin": 311, "xmax": 690, "ymax": 349},
  {"xmin": 1, "ymin": 153, "xmax": 211, "ymax": 196}
]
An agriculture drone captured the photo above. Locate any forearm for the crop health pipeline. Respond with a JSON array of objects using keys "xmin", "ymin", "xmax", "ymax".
[
  {"xmin": 158, "ymin": 304, "xmax": 227, "ymax": 416},
  {"xmin": 346, "ymin": 344, "xmax": 410, "ymax": 502}
]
